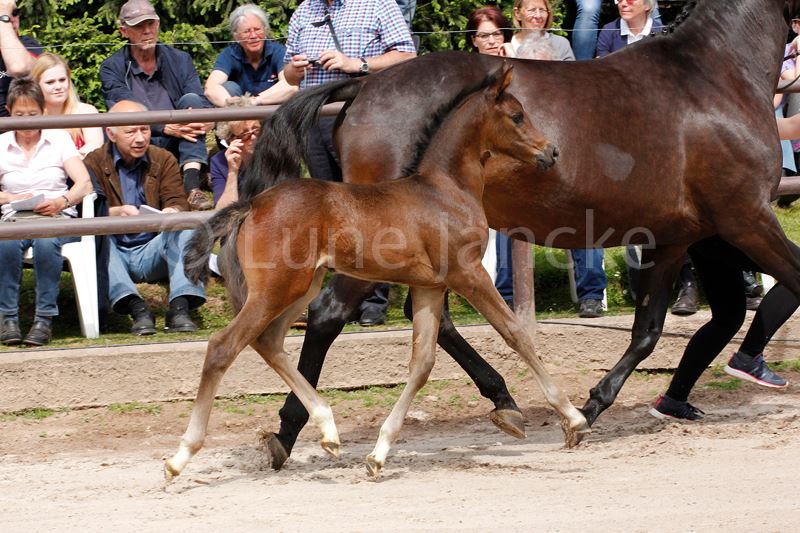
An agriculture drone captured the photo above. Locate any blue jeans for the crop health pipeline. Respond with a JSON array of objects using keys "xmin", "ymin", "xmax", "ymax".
[
  {"xmin": 0, "ymin": 236, "xmax": 78, "ymax": 317},
  {"xmin": 108, "ymin": 230, "xmax": 205, "ymax": 311},
  {"xmin": 495, "ymin": 231, "xmax": 514, "ymax": 303},
  {"xmin": 570, "ymin": 248, "xmax": 606, "ymax": 301},
  {"xmin": 395, "ymin": 0, "xmax": 416, "ymax": 28},
  {"xmin": 223, "ymin": 80, "xmax": 244, "ymax": 99},
  {"xmin": 150, "ymin": 93, "xmax": 209, "ymax": 168}
]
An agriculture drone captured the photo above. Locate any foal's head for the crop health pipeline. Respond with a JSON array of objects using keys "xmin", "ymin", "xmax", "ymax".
[{"xmin": 473, "ymin": 64, "xmax": 557, "ymax": 171}]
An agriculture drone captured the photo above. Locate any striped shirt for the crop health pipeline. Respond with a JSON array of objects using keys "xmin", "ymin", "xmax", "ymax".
[{"xmin": 284, "ymin": 0, "xmax": 415, "ymax": 88}]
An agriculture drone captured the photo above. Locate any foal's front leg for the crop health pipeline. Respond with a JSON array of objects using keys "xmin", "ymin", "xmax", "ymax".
[
  {"xmin": 449, "ymin": 268, "xmax": 590, "ymax": 448},
  {"xmin": 366, "ymin": 287, "xmax": 446, "ymax": 479}
]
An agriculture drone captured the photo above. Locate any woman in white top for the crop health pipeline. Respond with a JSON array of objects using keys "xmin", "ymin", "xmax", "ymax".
[
  {"xmin": 503, "ymin": 0, "xmax": 575, "ymax": 61},
  {"xmin": 30, "ymin": 52, "xmax": 103, "ymax": 158},
  {"xmin": 0, "ymin": 77, "xmax": 93, "ymax": 347}
]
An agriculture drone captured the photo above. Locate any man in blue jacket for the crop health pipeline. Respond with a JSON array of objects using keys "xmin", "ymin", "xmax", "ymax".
[{"xmin": 100, "ymin": 0, "xmax": 213, "ymax": 210}]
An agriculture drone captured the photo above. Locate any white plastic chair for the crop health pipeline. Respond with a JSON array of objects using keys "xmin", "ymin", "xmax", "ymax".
[{"xmin": 22, "ymin": 192, "xmax": 99, "ymax": 338}]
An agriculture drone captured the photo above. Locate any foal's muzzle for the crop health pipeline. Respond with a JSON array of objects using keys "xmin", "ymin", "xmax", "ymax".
[{"xmin": 536, "ymin": 143, "xmax": 559, "ymax": 170}]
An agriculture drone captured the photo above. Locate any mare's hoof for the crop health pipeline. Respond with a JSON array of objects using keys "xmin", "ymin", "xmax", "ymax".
[
  {"xmin": 321, "ymin": 439, "xmax": 340, "ymax": 459},
  {"xmin": 164, "ymin": 460, "xmax": 180, "ymax": 481},
  {"xmin": 490, "ymin": 408, "xmax": 526, "ymax": 439},
  {"xmin": 365, "ymin": 454, "xmax": 383, "ymax": 480},
  {"xmin": 260, "ymin": 432, "xmax": 290, "ymax": 471},
  {"xmin": 561, "ymin": 417, "xmax": 591, "ymax": 449}
]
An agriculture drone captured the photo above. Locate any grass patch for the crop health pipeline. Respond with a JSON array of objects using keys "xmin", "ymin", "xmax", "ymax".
[
  {"xmin": 108, "ymin": 401, "xmax": 162, "ymax": 416},
  {"xmin": 771, "ymin": 359, "xmax": 800, "ymax": 372},
  {"xmin": 0, "ymin": 407, "xmax": 57, "ymax": 422},
  {"xmin": 704, "ymin": 378, "xmax": 741, "ymax": 391}
]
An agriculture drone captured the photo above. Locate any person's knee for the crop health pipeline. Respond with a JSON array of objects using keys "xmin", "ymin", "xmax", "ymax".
[
  {"xmin": 222, "ymin": 81, "xmax": 243, "ymax": 98},
  {"xmin": 575, "ymin": 0, "xmax": 602, "ymax": 16},
  {"xmin": 176, "ymin": 93, "xmax": 207, "ymax": 109}
]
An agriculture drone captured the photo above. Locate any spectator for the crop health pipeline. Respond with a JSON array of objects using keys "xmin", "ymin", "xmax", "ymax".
[
  {"xmin": 596, "ymin": 0, "xmax": 664, "ymax": 57},
  {"xmin": 0, "ymin": 0, "xmax": 42, "ymax": 117},
  {"xmin": 567, "ymin": 1, "xmax": 661, "ymax": 61},
  {"xmin": 503, "ymin": 0, "xmax": 574, "ymax": 61},
  {"xmin": 30, "ymin": 53, "xmax": 104, "ymax": 158},
  {"xmin": 100, "ymin": 0, "xmax": 213, "ymax": 211},
  {"xmin": 0, "ymin": 78, "xmax": 93, "ymax": 346},
  {"xmin": 210, "ymin": 108, "xmax": 260, "ymax": 209},
  {"xmin": 283, "ymin": 0, "xmax": 416, "ymax": 327},
  {"xmin": 82, "ymin": 100, "xmax": 206, "ymax": 336},
  {"xmin": 205, "ymin": 4, "xmax": 297, "ymax": 107}
]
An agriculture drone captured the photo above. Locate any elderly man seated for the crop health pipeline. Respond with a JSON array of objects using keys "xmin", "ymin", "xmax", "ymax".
[{"xmin": 83, "ymin": 100, "xmax": 205, "ymax": 335}]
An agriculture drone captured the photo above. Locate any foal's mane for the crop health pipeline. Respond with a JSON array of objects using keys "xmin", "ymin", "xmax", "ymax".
[{"xmin": 400, "ymin": 69, "xmax": 501, "ymax": 178}]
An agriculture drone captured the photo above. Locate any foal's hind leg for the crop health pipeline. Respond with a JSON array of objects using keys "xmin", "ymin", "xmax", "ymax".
[
  {"xmin": 404, "ymin": 292, "xmax": 525, "ymax": 438},
  {"xmin": 448, "ymin": 268, "xmax": 589, "ymax": 447},
  {"xmin": 251, "ymin": 269, "xmax": 342, "ymax": 458},
  {"xmin": 366, "ymin": 287, "xmax": 446, "ymax": 479},
  {"xmin": 164, "ymin": 298, "xmax": 275, "ymax": 480}
]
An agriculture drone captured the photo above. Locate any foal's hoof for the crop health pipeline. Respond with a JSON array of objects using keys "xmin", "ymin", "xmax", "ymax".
[
  {"xmin": 560, "ymin": 417, "xmax": 591, "ymax": 449},
  {"xmin": 261, "ymin": 432, "xmax": 290, "ymax": 471},
  {"xmin": 489, "ymin": 408, "xmax": 526, "ymax": 439},
  {"xmin": 321, "ymin": 438, "xmax": 340, "ymax": 459},
  {"xmin": 365, "ymin": 454, "xmax": 383, "ymax": 480},
  {"xmin": 163, "ymin": 460, "xmax": 180, "ymax": 481}
]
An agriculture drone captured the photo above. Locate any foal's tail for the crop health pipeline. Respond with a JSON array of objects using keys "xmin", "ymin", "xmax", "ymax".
[
  {"xmin": 239, "ymin": 77, "xmax": 365, "ymax": 202},
  {"xmin": 184, "ymin": 200, "xmax": 253, "ymax": 285}
]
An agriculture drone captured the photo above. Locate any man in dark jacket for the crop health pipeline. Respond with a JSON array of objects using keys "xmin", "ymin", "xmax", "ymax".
[
  {"xmin": 83, "ymin": 100, "xmax": 206, "ymax": 336},
  {"xmin": 100, "ymin": 0, "xmax": 213, "ymax": 211}
]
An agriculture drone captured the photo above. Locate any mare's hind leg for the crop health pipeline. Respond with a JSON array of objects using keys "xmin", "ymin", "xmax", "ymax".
[
  {"xmin": 267, "ymin": 275, "xmax": 379, "ymax": 469},
  {"xmin": 366, "ymin": 287, "xmax": 446, "ymax": 479},
  {"xmin": 448, "ymin": 268, "xmax": 589, "ymax": 448},
  {"xmin": 404, "ymin": 292, "xmax": 525, "ymax": 438},
  {"xmin": 580, "ymin": 245, "xmax": 687, "ymax": 426},
  {"xmin": 252, "ymin": 269, "xmax": 341, "ymax": 458},
  {"xmin": 164, "ymin": 297, "xmax": 275, "ymax": 480}
]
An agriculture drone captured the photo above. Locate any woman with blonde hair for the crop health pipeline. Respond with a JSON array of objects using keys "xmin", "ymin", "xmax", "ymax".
[
  {"xmin": 30, "ymin": 52, "xmax": 103, "ymax": 157},
  {"xmin": 503, "ymin": 0, "xmax": 574, "ymax": 60}
]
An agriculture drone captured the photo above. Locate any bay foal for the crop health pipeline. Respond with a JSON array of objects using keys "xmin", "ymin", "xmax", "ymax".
[{"xmin": 165, "ymin": 66, "xmax": 587, "ymax": 480}]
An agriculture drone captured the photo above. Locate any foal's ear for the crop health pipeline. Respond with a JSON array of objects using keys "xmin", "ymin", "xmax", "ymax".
[{"xmin": 487, "ymin": 63, "xmax": 514, "ymax": 101}]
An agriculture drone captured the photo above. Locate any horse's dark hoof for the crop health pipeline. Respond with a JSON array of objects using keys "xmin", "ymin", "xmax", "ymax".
[
  {"xmin": 490, "ymin": 408, "xmax": 526, "ymax": 439},
  {"xmin": 261, "ymin": 432, "xmax": 290, "ymax": 471}
]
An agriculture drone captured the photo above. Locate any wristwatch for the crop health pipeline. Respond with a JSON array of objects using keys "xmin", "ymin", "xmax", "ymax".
[
  {"xmin": 0, "ymin": 15, "xmax": 12, "ymax": 23},
  {"xmin": 358, "ymin": 57, "xmax": 369, "ymax": 75}
]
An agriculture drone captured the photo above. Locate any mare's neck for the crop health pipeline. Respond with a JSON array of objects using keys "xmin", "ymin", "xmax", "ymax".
[
  {"xmin": 669, "ymin": 0, "xmax": 785, "ymax": 98},
  {"xmin": 416, "ymin": 101, "xmax": 487, "ymax": 199}
]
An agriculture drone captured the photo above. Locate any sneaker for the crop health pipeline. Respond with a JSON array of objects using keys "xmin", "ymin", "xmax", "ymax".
[
  {"xmin": 23, "ymin": 320, "xmax": 52, "ymax": 346},
  {"xmin": 578, "ymin": 299, "xmax": 603, "ymax": 318},
  {"xmin": 670, "ymin": 283, "xmax": 699, "ymax": 315},
  {"xmin": 187, "ymin": 188, "xmax": 213, "ymax": 211},
  {"xmin": 724, "ymin": 352, "xmax": 788, "ymax": 389},
  {"xmin": 0, "ymin": 318, "xmax": 22, "ymax": 346},
  {"xmin": 649, "ymin": 394, "xmax": 705, "ymax": 421}
]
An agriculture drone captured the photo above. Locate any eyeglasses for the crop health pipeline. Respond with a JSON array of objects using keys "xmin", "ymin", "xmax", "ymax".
[
  {"xmin": 474, "ymin": 30, "xmax": 504, "ymax": 41},
  {"xmin": 614, "ymin": 0, "xmax": 641, "ymax": 5},
  {"xmin": 522, "ymin": 7, "xmax": 549, "ymax": 17},
  {"xmin": 237, "ymin": 27, "xmax": 265, "ymax": 37},
  {"xmin": 231, "ymin": 127, "xmax": 261, "ymax": 141},
  {"xmin": 11, "ymin": 8, "xmax": 21, "ymax": 17}
]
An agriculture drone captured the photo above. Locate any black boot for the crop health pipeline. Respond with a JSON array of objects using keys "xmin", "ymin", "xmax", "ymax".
[
  {"xmin": 671, "ymin": 282, "xmax": 699, "ymax": 316},
  {"xmin": 165, "ymin": 296, "xmax": 197, "ymax": 333},
  {"xmin": 129, "ymin": 298, "xmax": 156, "ymax": 336}
]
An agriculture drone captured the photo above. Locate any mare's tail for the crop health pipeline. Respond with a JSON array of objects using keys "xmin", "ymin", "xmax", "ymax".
[
  {"xmin": 184, "ymin": 201, "xmax": 253, "ymax": 285},
  {"xmin": 239, "ymin": 77, "xmax": 365, "ymax": 202}
]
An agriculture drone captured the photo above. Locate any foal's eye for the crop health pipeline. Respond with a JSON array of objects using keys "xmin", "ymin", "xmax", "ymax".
[{"xmin": 511, "ymin": 113, "xmax": 524, "ymax": 125}]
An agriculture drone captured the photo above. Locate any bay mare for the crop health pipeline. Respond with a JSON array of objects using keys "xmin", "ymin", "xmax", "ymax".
[
  {"xmin": 166, "ymin": 66, "xmax": 582, "ymax": 479},
  {"xmin": 231, "ymin": 0, "xmax": 800, "ymax": 469}
]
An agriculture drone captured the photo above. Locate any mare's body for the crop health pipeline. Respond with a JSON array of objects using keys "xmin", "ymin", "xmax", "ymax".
[
  {"xmin": 240, "ymin": 0, "xmax": 798, "ymax": 468},
  {"xmin": 166, "ymin": 67, "xmax": 584, "ymax": 479}
]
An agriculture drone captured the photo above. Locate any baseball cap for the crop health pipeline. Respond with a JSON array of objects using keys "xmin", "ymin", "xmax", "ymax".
[{"xmin": 119, "ymin": 0, "xmax": 160, "ymax": 26}]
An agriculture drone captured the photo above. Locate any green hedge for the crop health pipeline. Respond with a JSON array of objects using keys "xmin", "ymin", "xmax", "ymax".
[{"xmin": 19, "ymin": 0, "xmax": 565, "ymax": 110}]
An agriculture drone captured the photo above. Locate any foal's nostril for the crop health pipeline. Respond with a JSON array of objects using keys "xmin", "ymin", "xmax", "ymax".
[{"xmin": 550, "ymin": 144, "xmax": 559, "ymax": 160}]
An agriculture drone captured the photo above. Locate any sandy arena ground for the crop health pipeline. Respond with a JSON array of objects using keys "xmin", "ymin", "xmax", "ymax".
[{"xmin": 2, "ymin": 312, "xmax": 799, "ymax": 532}]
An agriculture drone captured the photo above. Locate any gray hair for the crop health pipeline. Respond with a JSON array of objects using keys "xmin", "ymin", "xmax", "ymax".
[
  {"xmin": 642, "ymin": 0, "xmax": 658, "ymax": 12},
  {"xmin": 230, "ymin": 4, "xmax": 269, "ymax": 36}
]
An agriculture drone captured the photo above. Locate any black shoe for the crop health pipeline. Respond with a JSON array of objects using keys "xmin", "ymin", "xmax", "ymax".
[
  {"xmin": 130, "ymin": 309, "xmax": 156, "ymax": 336},
  {"xmin": 1, "ymin": 318, "xmax": 22, "ymax": 345},
  {"xmin": 724, "ymin": 352, "xmax": 788, "ymax": 389},
  {"xmin": 359, "ymin": 307, "xmax": 385, "ymax": 327},
  {"xmin": 649, "ymin": 394, "xmax": 705, "ymax": 421},
  {"xmin": 23, "ymin": 320, "xmax": 52, "ymax": 346},
  {"xmin": 165, "ymin": 305, "xmax": 197, "ymax": 333},
  {"xmin": 670, "ymin": 283, "xmax": 699, "ymax": 316},
  {"xmin": 578, "ymin": 299, "xmax": 603, "ymax": 318}
]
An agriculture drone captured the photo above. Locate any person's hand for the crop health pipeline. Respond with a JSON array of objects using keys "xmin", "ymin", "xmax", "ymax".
[
  {"xmin": 288, "ymin": 54, "xmax": 312, "ymax": 79},
  {"xmin": 5, "ymin": 192, "xmax": 33, "ymax": 203},
  {"xmin": 110, "ymin": 205, "xmax": 140, "ymax": 217},
  {"xmin": 34, "ymin": 198, "xmax": 66, "ymax": 217},
  {"xmin": 225, "ymin": 95, "xmax": 244, "ymax": 105},
  {"xmin": 225, "ymin": 139, "xmax": 244, "ymax": 174},
  {"xmin": 0, "ymin": 0, "xmax": 15, "ymax": 16},
  {"xmin": 164, "ymin": 122, "xmax": 208, "ymax": 142},
  {"xmin": 318, "ymin": 50, "xmax": 359, "ymax": 73},
  {"xmin": 161, "ymin": 206, "xmax": 180, "ymax": 214}
]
